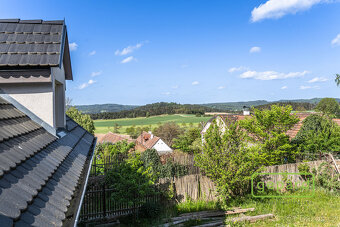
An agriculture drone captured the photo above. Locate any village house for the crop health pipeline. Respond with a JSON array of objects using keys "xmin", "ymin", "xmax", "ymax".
[
  {"xmin": 201, "ymin": 111, "xmax": 340, "ymax": 140},
  {"xmin": 96, "ymin": 132, "xmax": 135, "ymax": 144},
  {"xmin": 0, "ymin": 19, "xmax": 95, "ymax": 226},
  {"xmin": 136, "ymin": 131, "xmax": 173, "ymax": 154}
]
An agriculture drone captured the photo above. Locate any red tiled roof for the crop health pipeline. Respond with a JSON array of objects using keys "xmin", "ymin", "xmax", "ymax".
[
  {"xmin": 97, "ymin": 132, "xmax": 135, "ymax": 144},
  {"xmin": 136, "ymin": 131, "xmax": 160, "ymax": 149}
]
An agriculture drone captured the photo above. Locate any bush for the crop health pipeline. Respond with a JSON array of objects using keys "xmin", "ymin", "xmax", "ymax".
[
  {"xmin": 66, "ymin": 107, "xmax": 95, "ymax": 134},
  {"xmin": 105, "ymin": 153, "xmax": 158, "ymax": 206},
  {"xmin": 173, "ymin": 128, "xmax": 201, "ymax": 153},
  {"xmin": 194, "ymin": 119, "xmax": 264, "ymax": 206},
  {"xmin": 315, "ymin": 98, "xmax": 340, "ymax": 117},
  {"xmin": 240, "ymin": 105, "xmax": 300, "ymax": 165},
  {"xmin": 293, "ymin": 115, "xmax": 340, "ymax": 155}
]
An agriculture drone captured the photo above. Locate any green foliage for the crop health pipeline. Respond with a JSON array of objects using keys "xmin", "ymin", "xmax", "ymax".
[
  {"xmin": 66, "ymin": 107, "xmax": 95, "ymax": 134},
  {"xmin": 293, "ymin": 115, "xmax": 340, "ymax": 154},
  {"xmin": 126, "ymin": 125, "xmax": 151, "ymax": 139},
  {"xmin": 173, "ymin": 128, "xmax": 201, "ymax": 153},
  {"xmin": 312, "ymin": 162, "xmax": 340, "ymax": 191},
  {"xmin": 105, "ymin": 153, "xmax": 158, "ymax": 206},
  {"xmin": 298, "ymin": 163, "xmax": 311, "ymax": 174},
  {"xmin": 315, "ymin": 98, "xmax": 340, "ymax": 117},
  {"xmin": 176, "ymin": 197, "xmax": 220, "ymax": 214},
  {"xmin": 153, "ymin": 122, "xmax": 184, "ymax": 146},
  {"xmin": 194, "ymin": 120, "xmax": 263, "ymax": 206},
  {"xmin": 335, "ymin": 73, "xmax": 340, "ymax": 87},
  {"xmin": 140, "ymin": 149, "xmax": 188, "ymax": 179},
  {"xmin": 95, "ymin": 141, "xmax": 135, "ymax": 159},
  {"xmin": 240, "ymin": 105, "xmax": 299, "ymax": 165},
  {"xmin": 257, "ymin": 102, "xmax": 315, "ymax": 111}
]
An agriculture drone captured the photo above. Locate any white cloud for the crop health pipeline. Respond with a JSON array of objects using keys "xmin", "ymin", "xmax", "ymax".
[
  {"xmin": 91, "ymin": 71, "xmax": 102, "ymax": 77},
  {"xmin": 162, "ymin": 92, "xmax": 171, "ymax": 95},
  {"xmin": 281, "ymin": 86, "xmax": 288, "ymax": 89},
  {"xmin": 300, "ymin": 85, "xmax": 320, "ymax": 90},
  {"xmin": 120, "ymin": 56, "xmax": 135, "ymax": 64},
  {"xmin": 69, "ymin": 42, "xmax": 78, "ymax": 51},
  {"xmin": 115, "ymin": 42, "xmax": 144, "ymax": 56},
  {"xmin": 172, "ymin": 85, "xmax": 179, "ymax": 89},
  {"xmin": 192, "ymin": 81, "xmax": 199, "ymax": 85},
  {"xmin": 228, "ymin": 66, "xmax": 247, "ymax": 73},
  {"xmin": 89, "ymin": 50, "xmax": 96, "ymax": 56},
  {"xmin": 218, "ymin": 86, "xmax": 225, "ymax": 90},
  {"xmin": 78, "ymin": 79, "xmax": 96, "ymax": 89},
  {"xmin": 251, "ymin": 0, "xmax": 328, "ymax": 22},
  {"xmin": 249, "ymin": 46, "xmax": 261, "ymax": 53},
  {"xmin": 308, "ymin": 77, "xmax": 328, "ymax": 83},
  {"xmin": 240, "ymin": 70, "xmax": 309, "ymax": 80},
  {"xmin": 331, "ymin": 34, "xmax": 340, "ymax": 46}
]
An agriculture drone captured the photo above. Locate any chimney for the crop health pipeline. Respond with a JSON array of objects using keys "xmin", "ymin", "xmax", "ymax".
[
  {"xmin": 243, "ymin": 106, "xmax": 250, "ymax": 116},
  {"xmin": 148, "ymin": 131, "xmax": 154, "ymax": 139}
]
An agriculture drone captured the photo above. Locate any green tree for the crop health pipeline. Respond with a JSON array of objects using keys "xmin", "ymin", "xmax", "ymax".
[
  {"xmin": 194, "ymin": 120, "xmax": 263, "ymax": 205},
  {"xmin": 335, "ymin": 73, "xmax": 340, "ymax": 87},
  {"xmin": 293, "ymin": 115, "xmax": 340, "ymax": 155},
  {"xmin": 173, "ymin": 128, "xmax": 201, "ymax": 153},
  {"xmin": 153, "ymin": 122, "xmax": 184, "ymax": 146},
  {"xmin": 113, "ymin": 123, "xmax": 121, "ymax": 133},
  {"xmin": 105, "ymin": 153, "xmax": 157, "ymax": 206},
  {"xmin": 66, "ymin": 107, "xmax": 95, "ymax": 134},
  {"xmin": 240, "ymin": 105, "xmax": 299, "ymax": 165},
  {"xmin": 315, "ymin": 98, "xmax": 340, "ymax": 117}
]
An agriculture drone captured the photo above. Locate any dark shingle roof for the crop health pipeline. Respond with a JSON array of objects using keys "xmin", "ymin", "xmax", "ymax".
[
  {"xmin": 0, "ymin": 19, "xmax": 73, "ymax": 80},
  {"xmin": 0, "ymin": 96, "xmax": 95, "ymax": 226}
]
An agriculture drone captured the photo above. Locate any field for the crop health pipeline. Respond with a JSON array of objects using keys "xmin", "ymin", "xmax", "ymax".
[{"xmin": 94, "ymin": 114, "xmax": 211, "ymax": 134}]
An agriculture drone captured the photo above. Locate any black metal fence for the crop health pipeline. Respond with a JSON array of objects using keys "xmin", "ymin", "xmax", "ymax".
[{"xmin": 79, "ymin": 182, "xmax": 161, "ymax": 222}]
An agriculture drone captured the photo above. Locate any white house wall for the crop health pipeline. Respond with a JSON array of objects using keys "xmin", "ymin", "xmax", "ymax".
[
  {"xmin": 152, "ymin": 139, "xmax": 173, "ymax": 154},
  {"xmin": 0, "ymin": 83, "xmax": 54, "ymax": 127}
]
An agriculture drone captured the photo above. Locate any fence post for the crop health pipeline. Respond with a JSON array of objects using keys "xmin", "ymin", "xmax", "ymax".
[{"xmin": 103, "ymin": 183, "xmax": 106, "ymax": 217}]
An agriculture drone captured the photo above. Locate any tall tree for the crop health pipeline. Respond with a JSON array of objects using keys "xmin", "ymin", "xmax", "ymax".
[
  {"xmin": 315, "ymin": 98, "xmax": 340, "ymax": 117},
  {"xmin": 153, "ymin": 122, "xmax": 184, "ymax": 146},
  {"xmin": 240, "ymin": 105, "xmax": 299, "ymax": 165}
]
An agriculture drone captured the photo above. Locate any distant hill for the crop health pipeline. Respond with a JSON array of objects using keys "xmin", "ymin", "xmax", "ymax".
[
  {"xmin": 202, "ymin": 98, "xmax": 340, "ymax": 111},
  {"xmin": 75, "ymin": 104, "xmax": 138, "ymax": 114},
  {"xmin": 90, "ymin": 102, "xmax": 221, "ymax": 120}
]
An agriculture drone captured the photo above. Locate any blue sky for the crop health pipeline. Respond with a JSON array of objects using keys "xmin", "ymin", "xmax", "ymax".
[{"xmin": 1, "ymin": 0, "xmax": 340, "ymax": 105}]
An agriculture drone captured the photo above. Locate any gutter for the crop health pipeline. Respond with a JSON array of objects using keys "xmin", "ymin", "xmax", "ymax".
[{"xmin": 73, "ymin": 137, "xmax": 97, "ymax": 227}]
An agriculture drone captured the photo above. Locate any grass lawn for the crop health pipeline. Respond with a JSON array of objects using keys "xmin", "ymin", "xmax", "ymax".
[
  {"xmin": 94, "ymin": 114, "xmax": 211, "ymax": 134},
  {"xmin": 225, "ymin": 189, "xmax": 340, "ymax": 226}
]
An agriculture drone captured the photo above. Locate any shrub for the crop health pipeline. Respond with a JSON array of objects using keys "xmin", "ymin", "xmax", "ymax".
[
  {"xmin": 66, "ymin": 107, "xmax": 95, "ymax": 134},
  {"xmin": 173, "ymin": 128, "xmax": 201, "ymax": 153},
  {"xmin": 293, "ymin": 115, "xmax": 340, "ymax": 155},
  {"xmin": 194, "ymin": 119, "xmax": 264, "ymax": 206}
]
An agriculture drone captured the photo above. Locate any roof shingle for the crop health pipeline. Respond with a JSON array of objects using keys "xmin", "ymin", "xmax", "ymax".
[{"xmin": 0, "ymin": 96, "xmax": 95, "ymax": 226}]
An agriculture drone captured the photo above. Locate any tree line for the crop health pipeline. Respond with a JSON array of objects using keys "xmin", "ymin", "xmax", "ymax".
[{"xmin": 90, "ymin": 102, "xmax": 220, "ymax": 120}]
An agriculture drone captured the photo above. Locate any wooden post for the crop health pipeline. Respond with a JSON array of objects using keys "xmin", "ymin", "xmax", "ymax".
[{"xmin": 103, "ymin": 183, "xmax": 106, "ymax": 217}]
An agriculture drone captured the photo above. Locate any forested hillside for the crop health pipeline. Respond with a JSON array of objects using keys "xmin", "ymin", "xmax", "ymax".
[
  {"xmin": 75, "ymin": 103, "xmax": 138, "ymax": 114},
  {"xmin": 256, "ymin": 102, "xmax": 316, "ymax": 111},
  {"xmin": 90, "ymin": 102, "xmax": 220, "ymax": 120},
  {"xmin": 202, "ymin": 98, "xmax": 340, "ymax": 111}
]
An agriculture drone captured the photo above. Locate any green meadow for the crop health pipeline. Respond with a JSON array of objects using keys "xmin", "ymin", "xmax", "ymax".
[{"xmin": 94, "ymin": 114, "xmax": 211, "ymax": 134}]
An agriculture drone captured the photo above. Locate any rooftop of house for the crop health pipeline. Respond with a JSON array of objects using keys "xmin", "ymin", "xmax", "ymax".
[
  {"xmin": 97, "ymin": 132, "xmax": 135, "ymax": 144},
  {"xmin": 136, "ymin": 131, "xmax": 160, "ymax": 149},
  {"xmin": 0, "ymin": 96, "xmax": 95, "ymax": 226},
  {"xmin": 0, "ymin": 18, "xmax": 72, "ymax": 80}
]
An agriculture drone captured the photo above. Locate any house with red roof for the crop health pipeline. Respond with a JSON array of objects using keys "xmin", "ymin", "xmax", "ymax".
[{"xmin": 136, "ymin": 131, "xmax": 173, "ymax": 154}]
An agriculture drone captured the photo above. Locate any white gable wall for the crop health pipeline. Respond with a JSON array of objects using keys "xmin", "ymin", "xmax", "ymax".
[{"xmin": 152, "ymin": 139, "xmax": 173, "ymax": 154}]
